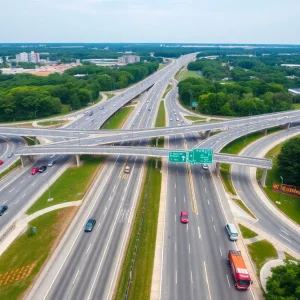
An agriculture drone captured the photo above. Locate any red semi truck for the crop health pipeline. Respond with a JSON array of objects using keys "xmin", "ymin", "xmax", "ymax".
[{"xmin": 228, "ymin": 250, "xmax": 252, "ymax": 290}]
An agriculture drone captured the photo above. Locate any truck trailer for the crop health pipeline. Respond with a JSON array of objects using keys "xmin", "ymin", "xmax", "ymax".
[{"xmin": 228, "ymin": 250, "xmax": 252, "ymax": 290}]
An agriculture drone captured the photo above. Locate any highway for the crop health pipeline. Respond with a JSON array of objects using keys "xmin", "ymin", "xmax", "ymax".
[
  {"xmin": 25, "ymin": 55, "xmax": 196, "ymax": 300},
  {"xmin": 0, "ymin": 54, "xmax": 194, "ymax": 234},
  {"xmin": 0, "ymin": 135, "xmax": 25, "ymax": 172},
  {"xmin": 231, "ymin": 127, "xmax": 300, "ymax": 254},
  {"xmin": 161, "ymin": 85, "xmax": 255, "ymax": 300}
]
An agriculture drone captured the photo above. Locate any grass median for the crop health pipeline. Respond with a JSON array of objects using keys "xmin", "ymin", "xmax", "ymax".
[
  {"xmin": 232, "ymin": 198, "xmax": 256, "ymax": 219},
  {"xmin": 151, "ymin": 100, "xmax": 166, "ymax": 148},
  {"xmin": 238, "ymin": 224, "xmax": 258, "ymax": 239},
  {"xmin": 26, "ymin": 155, "xmax": 103, "ymax": 214},
  {"xmin": 101, "ymin": 106, "xmax": 134, "ymax": 129},
  {"xmin": 0, "ymin": 159, "xmax": 22, "ymax": 180},
  {"xmin": 162, "ymin": 84, "xmax": 173, "ymax": 99},
  {"xmin": 0, "ymin": 207, "xmax": 78, "ymax": 300},
  {"xmin": 257, "ymin": 139, "xmax": 300, "ymax": 225},
  {"xmin": 114, "ymin": 158, "xmax": 162, "ymax": 300},
  {"xmin": 37, "ymin": 120, "xmax": 68, "ymax": 127}
]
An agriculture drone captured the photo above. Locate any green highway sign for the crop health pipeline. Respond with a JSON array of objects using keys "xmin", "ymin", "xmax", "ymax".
[
  {"xmin": 188, "ymin": 151, "xmax": 195, "ymax": 164},
  {"xmin": 168, "ymin": 151, "xmax": 187, "ymax": 163},
  {"xmin": 192, "ymin": 148, "xmax": 214, "ymax": 164}
]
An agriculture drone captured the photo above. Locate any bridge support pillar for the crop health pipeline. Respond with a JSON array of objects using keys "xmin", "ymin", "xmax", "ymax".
[
  {"xmin": 260, "ymin": 168, "xmax": 268, "ymax": 187},
  {"xmin": 75, "ymin": 154, "xmax": 81, "ymax": 167},
  {"xmin": 215, "ymin": 162, "xmax": 220, "ymax": 177},
  {"xmin": 156, "ymin": 137, "xmax": 159, "ymax": 147},
  {"xmin": 280, "ymin": 122, "xmax": 291, "ymax": 130},
  {"xmin": 155, "ymin": 158, "xmax": 158, "ymax": 169},
  {"xmin": 263, "ymin": 128, "xmax": 267, "ymax": 136},
  {"xmin": 203, "ymin": 130, "xmax": 211, "ymax": 139},
  {"xmin": 21, "ymin": 155, "xmax": 33, "ymax": 168},
  {"xmin": 33, "ymin": 137, "xmax": 38, "ymax": 145}
]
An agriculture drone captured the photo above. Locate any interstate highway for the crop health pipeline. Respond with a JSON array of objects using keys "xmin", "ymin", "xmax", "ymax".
[
  {"xmin": 0, "ymin": 54, "xmax": 194, "ymax": 233},
  {"xmin": 26, "ymin": 56, "xmax": 196, "ymax": 299},
  {"xmin": 161, "ymin": 85, "xmax": 254, "ymax": 300}
]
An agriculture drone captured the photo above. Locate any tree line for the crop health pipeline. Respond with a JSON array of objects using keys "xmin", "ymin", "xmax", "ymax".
[{"xmin": 0, "ymin": 62, "xmax": 158, "ymax": 121}]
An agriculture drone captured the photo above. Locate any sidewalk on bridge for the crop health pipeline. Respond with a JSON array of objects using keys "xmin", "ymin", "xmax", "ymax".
[{"xmin": 0, "ymin": 201, "xmax": 81, "ymax": 257}]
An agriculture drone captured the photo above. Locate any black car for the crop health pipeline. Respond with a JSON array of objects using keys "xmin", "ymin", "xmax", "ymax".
[
  {"xmin": 85, "ymin": 219, "xmax": 96, "ymax": 232},
  {"xmin": 39, "ymin": 166, "xmax": 47, "ymax": 173},
  {"xmin": 0, "ymin": 205, "xmax": 8, "ymax": 216}
]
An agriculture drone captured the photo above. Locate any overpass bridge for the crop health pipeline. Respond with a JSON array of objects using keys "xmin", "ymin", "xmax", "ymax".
[{"xmin": 16, "ymin": 145, "xmax": 272, "ymax": 185}]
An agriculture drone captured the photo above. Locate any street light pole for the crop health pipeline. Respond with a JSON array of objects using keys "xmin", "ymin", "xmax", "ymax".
[
  {"xmin": 35, "ymin": 110, "xmax": 38, "ymax": 119},
  {"xmin": 132, "ymin": 124, "xmax": 135, "ymax": 146},
  {"xmin": 47, "ymin": 179, "xmax": 53, "ymax": 201},
  {"xmin": 188, "ymin": 90, "xmax": 193, "ymax": 110}
]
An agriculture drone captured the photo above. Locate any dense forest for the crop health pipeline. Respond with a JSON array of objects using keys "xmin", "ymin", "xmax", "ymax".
[
  {"xmin": 179, "ymin": 55, "xmax": 300, "ymax": 116},
  {"xmin": 0, "ymin": 62, "xmax": 158, "ymax": 121}
]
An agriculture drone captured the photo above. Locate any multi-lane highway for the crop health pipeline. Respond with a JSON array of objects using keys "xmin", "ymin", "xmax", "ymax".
[
  {"xmin": 0, "ymin": 54, "xmax": 195, "ymax": 235},
  {"xmin": 25, "ymin": 55, "xmax": 197, "ymax": 299},
  {"xmin": 161, "ymin": 85, "xmax": 255, "ymax": 300}
]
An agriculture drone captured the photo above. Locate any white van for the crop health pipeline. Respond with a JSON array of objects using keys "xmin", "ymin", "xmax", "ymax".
[{"xmin": 225, "ymin": 223, "xmax": 238, "ymax": 241}]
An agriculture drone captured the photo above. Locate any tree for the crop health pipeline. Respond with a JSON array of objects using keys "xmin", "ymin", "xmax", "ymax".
[
  {"xmin": 277, "ymin": 137, "xmax": 300, "ymax": 186},
  {"xmin": 266, "ymin": 261, "xmax": 300, "ymax": 300}
]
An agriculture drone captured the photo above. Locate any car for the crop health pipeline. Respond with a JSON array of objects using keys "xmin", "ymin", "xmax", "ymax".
[
  {"xmin": 48, "ymin": 160, "xmax": 56, "ymax": 167},
  {"xmin": 148, "ymin": 108, "xmax": 151, "ymax": 111},
  {"xmin": 31, "ymin": 167, "xmax": 39, "ymax": 175},
  {"xmin": 85, "ymin": 218, "xmax": 96, "ymax": 232},
  {"xmin": 88, "ymin": 111, "xmax": 93, "ymax": 116},
  {"xmin": 170, "ymin": 118, "xmax": 173, "ymax": 121},
  {"xmin": 225, "ymin": 223, "xmax": 238, "ymax": 241},
  {"xmin": 174, "ymin": 112, "xmax": 177, "ymax": 115},
  {"xmin": 176, "ymin": 118, "xmax": 179, "ymax": 121},
  {"xmin": 0, "ymin": 205, "xmax": 8, "ymax": 216},
  {"xmin": 202, "ymin": 164, "xmax": 209, "ymax": 170},
  {"xmin": 146, "ymin": 101, "xmax": 149, "ymax": 103},
  {"xmin": 38, "ymin": 166, "xmax": 47, "ymax": 173},
  {"xmin": 7, "ymin": 152, "xmax": 13, "ymax": 158},
  {"xmin": 180, "ymin": 211, "xmax": 189, "ymax": 223},
  {"xmin": 0, "ymin": 160, "xmax": 4, "ymax": 165},
  {"xmin": 124, "ymin": 166, "xmax": 131, "ymax": 173},
  {"xmin": 100, "ymin": 107, "xmax": 104, "ymax": 110},
  {"xmin": 84, "ymin": 110, "xmax": 89, "ymax": 115}
]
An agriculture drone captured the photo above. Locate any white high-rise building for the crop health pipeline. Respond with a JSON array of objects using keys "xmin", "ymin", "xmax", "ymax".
[
  {"xmin": 118, "ymin": 55, "xmax": 140, "ymax": 65},
  {"xmin": 16, "ymin": 52, "xmax": 29, "ymax": 62},
  {"xmin": 29, "ymin": 51, "xmax": 40, "ymax": 63}
]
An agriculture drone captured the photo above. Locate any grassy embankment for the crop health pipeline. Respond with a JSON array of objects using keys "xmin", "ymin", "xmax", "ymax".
[
  {"xmin": 162, "ymin": 84, "xmax": 173, "ymax": 99},
  {"xmin": 247, "ymin": 240, "xmax": 278, "ymax": 279},
  {"xmin": 101, "ymin": 107, "xmax": 134, "ymax": 129},
  {"xmin": 257, "ymin": 138, "xmax": 300, "ymax": 225},
  {"xmin": 22, "ymin": 136, "xmax": 39, "ymax": 146},
  {"xmin": 114, "ymin": 100, "xmax": 165, "ymax": 299},
  {"xmin": 238, "ymin": 224, "xmax": 258, "ymax": 239},
  {"xmin": 0, "ymin": 159, "xmax": 22, "ymax": 181},
  {"xmin": 37, "ymin": 120, "xmax": 68, "ymax": 127},
  {"xmin": 0, "ymin": 207, "xmax": 79, "ymax": 300}
]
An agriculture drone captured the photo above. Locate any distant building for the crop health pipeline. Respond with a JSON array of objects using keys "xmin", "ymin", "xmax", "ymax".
[
  {"xmin": 16, "ymin": 52, "xmax": 29, "ymax": 62},
  {"xmin": 281, "ymin": 64, "xmax": 300, "ymax": 68},
  {"xmin": 118, "ymin": 55, "xmax": 140, "ymax": 65},
  {"xmin": 0, "ymin": 57, "xmax": 3, "ymax": 64},
  {"xmin": 76, "ymin": 59, "xmax": 80, "ymax": 64},
  {"xmin": 288, "ymin": 88, "xmax": 300, "ymax": 95},
  {"xmin": 29, "ymin": 51, "xmax": 40, "ymax": 63}
]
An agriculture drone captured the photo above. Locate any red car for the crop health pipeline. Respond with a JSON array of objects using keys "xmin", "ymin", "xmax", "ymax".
[
  {"xmin": 0, "ymin": 160, "xmax": 3, "ymax": 165},
  {"xmin": 31, "ymin": 167, "xmax": 39, "ymax": 175},
  {"xmin": 180, "ymin": 211, "xmax": 189, "ymax": 223}
]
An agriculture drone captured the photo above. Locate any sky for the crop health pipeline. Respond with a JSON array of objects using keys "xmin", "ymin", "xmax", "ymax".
[{"xmin": 1, "ymin": 0, "xmax": 300, "ymax": 44}]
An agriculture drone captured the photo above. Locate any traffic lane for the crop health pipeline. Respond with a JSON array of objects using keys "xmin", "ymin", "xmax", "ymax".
[
  {"xmin": 45, "ymin": 155, "xmax": 129, "ymax": 300},
  {"xmin": 192, "ymin": 165, "xmax": 254, "ymax": 300},
  {"xmin": 0, "ymin": 155, "xmax": 68, "ymax": 229},
  {"xmin": 232, "ymin": 168, "xmax": 300, "ymax": 253},
  {"xmin": 92, "ymin": 156, "xmax": 144, "ymax": 299}
]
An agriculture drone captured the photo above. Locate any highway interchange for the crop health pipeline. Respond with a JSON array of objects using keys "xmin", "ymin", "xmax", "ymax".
[{"xmin": 0, "ymin": 53, "xmax": 299, "ymax": 300}]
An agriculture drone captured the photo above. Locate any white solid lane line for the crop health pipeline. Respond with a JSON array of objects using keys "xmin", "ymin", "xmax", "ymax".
[
  {"xmin": 198, "ymin": 226, "xmax": 201, "ymax": 240},
  {"xmin": 219, "ymin": 247, "xmax": 222, "ymax": 256},
  {"xmin": 22, "ymin": 193, "xmax": 26, "ymax": 198},
  {"xmin": 226, "ymin": 274, "xmax": 231, "ymax": 288}
]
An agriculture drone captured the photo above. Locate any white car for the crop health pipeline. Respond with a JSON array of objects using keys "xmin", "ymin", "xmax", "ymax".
[
  {"xmin": 124, "ymin": 166, "xmax": 131, "ymax": 173},
  {"xmin": 170, "ymin": 118, "xmax": 173, "ymax": 121},
  {"xmin": 202, "ymin": 164, "xmax": 209, "ymax": 170}
]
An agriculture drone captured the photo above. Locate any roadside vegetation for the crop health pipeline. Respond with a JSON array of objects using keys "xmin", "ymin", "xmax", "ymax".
[
  {"xmin": 22, "ymin": 136, "xmax": 39, "ymax": 146},
  {"xmin": 26, "ymin": 155, "xmax": 103, "ymax": 214},
  {"xmin": 184, "ymin": 116, "xmax": 206, "ymax": 122},
  {"xmin": 174, "ymin": 66, "xmax": 184, "ymax": 80},
  {"xmin": 101, "ymin": 107, "xmax": 134, "ymax": 129},
  {"xmin": 233, "ymin": 199, "xmax": 256, "ymax": 219},
  {"xmin": 247, "ymin": 240, "xmax": 278, "ymax": 279},
  {"xmin": 0, "ymin": 207, "xmax": 78, "ymax": 300},
  {"xmin": 151, "ymin": 100, "xmax": 166, "ymax": 147},
  {"xmin": 177, "ymin": 70, "xmax": 200, "ymax": 81},
  {"xmin": 0, "ymin": 159, "xmax": 22, "ymax": 181},
  {"xmin": 114, "ymin": 158, "xmax": 162, "ymax": 300},
  {"xmin": 238, "ymin": 224, "xmax": 258, "ymax": 239},
  {"xmin": 162, "ymin": 84, "xmax": 173, "ymax": 99},
  {"xmin": 257, "ymin": 137, "xmax": 300, "ymax": 225},
  {"xmin": 37, "ymin": 120, "xmax": 68, "ymax": 127}
]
